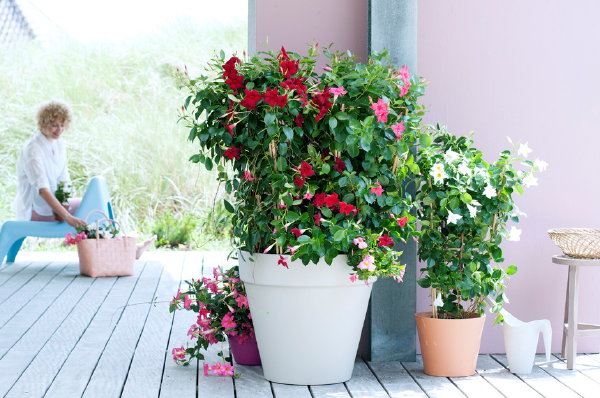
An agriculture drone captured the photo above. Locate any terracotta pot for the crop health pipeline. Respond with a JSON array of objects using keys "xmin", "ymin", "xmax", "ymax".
[{"xmin": 415, "ymin": 311, "xmax": 485, "ymax": 377}]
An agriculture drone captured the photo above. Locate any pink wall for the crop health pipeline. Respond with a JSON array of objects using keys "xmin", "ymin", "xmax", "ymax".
[
  {"xmin": 418, "ymin": 1, "xmax": 600, "ymax": 353},
  {"xmin": 251, "ymin": 0, "xmax": 367, "ymax": 60}
]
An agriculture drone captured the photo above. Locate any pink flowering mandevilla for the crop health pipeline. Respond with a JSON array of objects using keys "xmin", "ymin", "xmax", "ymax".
[{"xmin": 169, "ymin": 266, "xmax": 253, "ymax": 376}]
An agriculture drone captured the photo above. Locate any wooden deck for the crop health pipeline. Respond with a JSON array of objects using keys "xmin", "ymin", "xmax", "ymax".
[{"xmin": 1, "ymin": 251, "xmax": 600, "ymax": 397}]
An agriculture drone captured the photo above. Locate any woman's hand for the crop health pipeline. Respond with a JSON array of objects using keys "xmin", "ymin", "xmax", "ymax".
[
  {"xmin": 65, "ymin": 214, "xmax": 87, "ymax": 228},
  {"xmin": 39, "ymin": 188, "xmax": 86, "ymax": 227}
]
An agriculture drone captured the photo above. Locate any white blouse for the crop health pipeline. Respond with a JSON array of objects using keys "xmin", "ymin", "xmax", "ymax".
[{"xmin": 13, "ymin": 131, "xmax": 70, "ymax": 220}]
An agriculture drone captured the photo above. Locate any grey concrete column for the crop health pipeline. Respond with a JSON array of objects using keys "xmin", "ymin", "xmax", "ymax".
[
  {"xmin": 248, "ymin": 0, "xmax": 256, "ymax": 56},
  {"xmin": 361, "ymin": 0, "xmax": 418, "ymax": 362}
]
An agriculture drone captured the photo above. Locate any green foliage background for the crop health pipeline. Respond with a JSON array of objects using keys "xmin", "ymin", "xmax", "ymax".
[{"xmin": 0, "ymin": 20, "xmax": 245, "ymax": 249}]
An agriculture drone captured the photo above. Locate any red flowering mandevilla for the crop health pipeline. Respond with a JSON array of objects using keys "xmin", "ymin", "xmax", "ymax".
[{"xmin": 181, "ymin": 46, "xmax": 425, "ymax": 280}]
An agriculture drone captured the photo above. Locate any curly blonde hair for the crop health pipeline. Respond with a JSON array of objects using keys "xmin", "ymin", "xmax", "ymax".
[{"xmin": 36, "ymin": 100, "xmax": 72, "ymax": 131}]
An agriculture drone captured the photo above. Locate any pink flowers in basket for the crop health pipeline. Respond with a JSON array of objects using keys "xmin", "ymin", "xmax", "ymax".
[
  {"xmin": 64, "ymin": 231, "xmax": 87, "ymax": 246},
  {"xmin": 64, "ymin": 221, "xmax": 121, "ymax": 246}
]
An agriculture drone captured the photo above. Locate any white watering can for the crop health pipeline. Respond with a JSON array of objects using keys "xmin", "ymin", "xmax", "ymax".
[{"xmin": 500, "ymin": 308, "xmax": 552, "ymax": 374}]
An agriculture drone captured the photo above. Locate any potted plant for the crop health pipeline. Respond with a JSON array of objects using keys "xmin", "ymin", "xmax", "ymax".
[
  {"xmin": 415, "ymin": 125, "xmax": 546, "ymax": 377},
  {"xmin": 170, "ymin": 266, "xmax": 259, "ymax": 377},
  {"xmin": 180, "ymin": 46, "xmax": 425, "ymax": 384}
]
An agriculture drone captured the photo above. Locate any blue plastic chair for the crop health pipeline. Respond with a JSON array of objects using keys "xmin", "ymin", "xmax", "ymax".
[{"xmin": 0, "ymin": 176, "xmax": 114, "ymax": 264}]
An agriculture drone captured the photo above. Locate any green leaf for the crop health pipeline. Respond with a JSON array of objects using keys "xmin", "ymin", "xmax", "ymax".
[
  {"xmin": 360, "ymin": 135, "xmax": 372, "ymax": 151},
  {"xmin": 506, "ymin": 265, "xmax": 518, "ymax": 275},
  {"xmin": 329, "ymin": 118, "xmax": 338, "ymax": 129},
  {"xmin": 515, "ymin": 184, "xmax": 524, "ymax": 195},
  {"xmin": 204, "ymin": 157, "xmax": 213, "ymax": 171},
  {"xmin": 286, "ymin": 211, "xmax": 300, "ymax": 222},
  {"xmin": 419, "ymin": 133, "xmax": 431, "ymax": 147},
  {"xmin": 223, "ymin": 200, "xmax": 234, "ymax": 213},
  {"xmin": 321, "ymin": 162, "xmax": 331, "ymax": 174},
  {"xmin": 283, "ymin": 126, "xmax": 294, "ymax": 140},
  {"xmin": 297, "ymin": 235, "xmax": 311, "ymax": 243},
  {"xmin": 189, "ymin": 153, "xmax": 204, "ymax": 163},
  {"xmin": 460, "ymin": 193, "xmax": 472, "ymax": 204},
  {"xmin": 335, "ymin": 111, "xmax": 350, "ymax": 120},
  {"xmin": 276, "ymin": 157, "xmax": 287, "ymax": 171},
  {"xmin": 282, "ymin": 195, "xmax": 293, "ymax": 206},
  {"xmin": 321, "ymin": 207, "xmax": 332, "ymax": 218},
  {"xmin": 333, "ymin": 230, "xmax": 346, "ymax": 242},
  {"xmin": 265, "ymin": 112, "xmax": 276, "ymax": 125}
]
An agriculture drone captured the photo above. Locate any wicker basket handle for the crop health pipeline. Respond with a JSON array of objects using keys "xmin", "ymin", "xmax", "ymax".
[{"xmin": 83, "ymin": 210, "xmax": 127, "ymax": 240}]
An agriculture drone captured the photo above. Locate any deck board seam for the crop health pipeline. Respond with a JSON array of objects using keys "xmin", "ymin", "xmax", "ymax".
[
  {"xmin": 552, "ymin": 354, "xmax": 600, "ymax": 386},
  {"xmin": 364, "ymin": 359, "xmax": 403, "ymax": 397},
  {"xmin": 79, "ymin": 262, "xmax": 150, "ymax": 397},
  {"xmin": 0, "ymin": 263, "xmax": 72, "ymax": 361},
  {"xmin": 399, "ymin": 361, "xmax": 433, "ymax": 398},
  {"xmin": 40, "ymin": 276, "xmax": 119, "ymax": 397},
  {"xmin": 3, "ymin": 272, "xmax": 97, "ymax": 396},
  {"xmin": 489, "ymin": 354, "xmax": 545, "ymax": 397},
  {"xmin": 0, "ymin": 261, "xmax": 52, "ymax": 306},
  {"xmin": 474, "ymin": 355, "xmax": 512, "ymax": 398},
  {"xmin": 0, "ymin": 261, "xmax": 33, "ymax": 288},
  {"xmin": 118, "ymin": 261, "xmax": 163, "ymax": 398},
  {"xmin": 492, "ymin": 354, "xmax": 584, "ymax": 398},
  {"xmin": 158, "ymin": 251, "xmax": 188, "ymax": 398},
  {"xmin": 446, "ymin": 376, "xmax": 468, "ymax": 397}
]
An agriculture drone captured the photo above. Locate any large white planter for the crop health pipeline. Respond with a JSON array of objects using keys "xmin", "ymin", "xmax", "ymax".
[{"xmin": 239, "ymin": 252, "xmax": 374, "ymax": 385}]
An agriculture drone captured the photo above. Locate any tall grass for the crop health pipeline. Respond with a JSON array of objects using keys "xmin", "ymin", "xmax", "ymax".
[{"xmin": 0, "ymin": 19, "xmax": 245, "ymax": 249}]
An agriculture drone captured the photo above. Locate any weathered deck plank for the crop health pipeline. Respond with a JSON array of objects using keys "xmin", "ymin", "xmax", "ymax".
[
  {"xmin": 309, "ymin": 383, "xmax": 351, "ymax": 398},
  {"xmin": 121, "ymin": 258, "xmax": 185, "ymax": 398},
  {"xmin": 0, "ymin": 270, "xmax": 93, "ymax": 396},
  {"xmin": 159, "ymin": 253, "xmax": 200, "ymax": 398},
  {"xmin": 44, "ymin": 263, "xmax": 146, "ymax": 398},
  {"xmin": 4, "ymin": 276, "xmax": 116, "ymax": 397},
  {"xmin": 82, "ymin": 261, "xmax": 163, "ymax": 397},
  {"xmin": 492, "ymin": 354, "xmax": 580, "ymax": 398},
  {"xmin": 569, "ymin": 354, "xmax": 600, "ymax": 383},
  {"xmin": 271, "ymin": 382, "xmax": 311, "ymax": 398},
  {"xmin": 0, "ymin": 261, "xmax": 55, "ymax": 313},
  {"xmin": 0, "ymin": 261, "xmax": 32, "ymax": 287},
  {"xmin": 368, "ymin": 360, "xmax": 427, "ymax": 397},
  {"xmin": 344, "ymin": 359, "xmax": 389, "ymax": 397},
  {"xmin": 0, "ymin": 264, "xmax": 73, "ymax": 357},
  {"xmin": 535, "ymin": 355, "xmax": 600, "ymax": 397},
  {"xmin": 476, "ymin": 354, "xmax": 542, "ymax": 397},
  {"xmin": 232, "ymin": 364, "xmax": 272, "ymax": 398},
  {"xmin": 449, "ymin": 372, "xmax": 503, "ymax": 398},
  {"xmin": 402, "ymin": 357, "xmax": 465, "ymax": 398}
]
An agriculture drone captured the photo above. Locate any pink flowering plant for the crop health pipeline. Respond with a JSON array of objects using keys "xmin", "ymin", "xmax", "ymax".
[
  {"xmin": 415, "ymin": 125, "xmax": 546, "ymax": 321},
  {"xmin": 63, "ymin": 223, "xmax": 120, "ymax": 246},
  {"xmin": 180, "ymin": 46, "xmax": 425, "ymax": 281},
  {"xmin": 169, "ymin": 266, "xmax": 252, "ymax": 375}
]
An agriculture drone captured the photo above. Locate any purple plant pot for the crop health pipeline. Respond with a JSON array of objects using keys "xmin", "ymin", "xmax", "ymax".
[{"xmin": 229, "ymin": 334, "xmax": 262, "ymax": 366}]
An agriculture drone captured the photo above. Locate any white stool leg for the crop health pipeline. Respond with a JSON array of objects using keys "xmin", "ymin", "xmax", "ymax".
[
  {"xmin": 567, "ymin": 265, "xmax": 579, "ymax": 369},
  {"xmin": 561, "ymin": 269, "xmax": 570, "ymax": 359}
]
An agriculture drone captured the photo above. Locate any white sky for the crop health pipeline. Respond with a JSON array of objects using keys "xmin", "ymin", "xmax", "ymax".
[{"xmin": 21, "ymin": 0, "xmax": 247, "ymax": 42}]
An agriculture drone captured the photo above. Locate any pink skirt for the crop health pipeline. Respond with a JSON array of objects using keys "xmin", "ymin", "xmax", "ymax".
[{"xmin": 31, "ymin": 198, "xmax": 81, "ymax": 221}]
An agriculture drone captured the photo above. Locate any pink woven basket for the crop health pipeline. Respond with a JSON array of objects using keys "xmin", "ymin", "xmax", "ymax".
[{"xmin": 77, "ymin": 211, "xmax": 136, "ymax": 277}]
